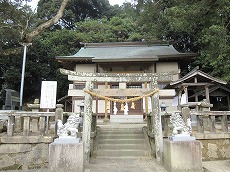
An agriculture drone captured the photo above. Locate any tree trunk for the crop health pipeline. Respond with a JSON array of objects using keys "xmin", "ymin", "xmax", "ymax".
[{"xmin": 26, "ymin": 0, "xmax": 69, "ymax": 43}]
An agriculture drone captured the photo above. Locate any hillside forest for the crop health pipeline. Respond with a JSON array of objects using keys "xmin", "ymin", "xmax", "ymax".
[{"xmin": 0, "ymin": 0, "xmax": 229, "ymax": 107}]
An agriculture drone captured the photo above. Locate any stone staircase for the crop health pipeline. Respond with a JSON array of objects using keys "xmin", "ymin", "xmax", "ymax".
[
  {"xmin": 85, "ymin": 124, "xmax": 167, "ymax": 172},
  {"xmin": 94, "ymin": 126, "xmax": 149, "ymax": 158}
]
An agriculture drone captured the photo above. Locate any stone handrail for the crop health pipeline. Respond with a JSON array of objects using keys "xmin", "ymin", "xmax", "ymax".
[
  {"xmin": 190, "ymin": 111, "xmax": 230, "ymax": 133},
  {"xmin": 147, "ymin": 110, "xmax": 230, "ymax": 139},
  {"xmin": 6, "ymin": 111, "xmax": 56, "ymax": 136}
]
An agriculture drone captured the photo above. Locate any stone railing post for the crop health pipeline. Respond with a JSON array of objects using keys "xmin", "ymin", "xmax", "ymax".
[
  {"xmin": 23, "ymin": 116, "xmax": 30, "ymax": 136},
  {"xmin": 7, "ymin": 115, "xmax": 15, "ymax": 136},
  {"xmin": 27, "ymin": 99, "xmax": 40, "ymax": 133},
  {"xmin": 91, "ymin": 113, "xmax": 97, "ymax": 133},
  {"xmin": 55, "ymin": 104, "xmax": 64, "ymax": 122},
  {"xmin": 146, "ymin": 112, "xmax": 152, "ymax": 135},
  {"xmin": 221, "ymin": 115, "xmax": 228, "ymax": 132},
  {"xmin": 55, "ymin": 104, "xmax": 64, "ymax": 136}
]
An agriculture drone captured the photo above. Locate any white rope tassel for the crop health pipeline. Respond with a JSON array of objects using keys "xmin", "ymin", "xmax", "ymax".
[
  {"xmin": 113, "ymin": 102, "xmax": 118, "ymax": 115},
  {"xmin": 124, "ymin": 102, "xmax": 129, "ymax": 115}
]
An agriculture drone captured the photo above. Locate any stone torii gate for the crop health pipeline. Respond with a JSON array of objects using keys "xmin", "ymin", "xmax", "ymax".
[{"xmin": 60, "ymin": 68, "xmax": 175, "ymax": 163}]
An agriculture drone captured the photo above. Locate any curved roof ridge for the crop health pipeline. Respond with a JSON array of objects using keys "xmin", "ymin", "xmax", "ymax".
[{"xmin": 170, "ymin": 67, "xmax": 227, "ymax": 86}]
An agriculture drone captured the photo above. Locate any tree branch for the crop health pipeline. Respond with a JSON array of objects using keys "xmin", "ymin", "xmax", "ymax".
[{"xmin": 26, "ymin": 0, "xmax": 69, "ymax": 43}]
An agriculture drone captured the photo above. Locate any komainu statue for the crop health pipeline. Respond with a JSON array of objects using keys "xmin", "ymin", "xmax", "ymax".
[
  {"xmin": 170, "ymin": 112, "xmax": 192, "ymax": 136},
  {"xmin": 57, "ymin": 114, "xmax": 81, "ymax": 137}
]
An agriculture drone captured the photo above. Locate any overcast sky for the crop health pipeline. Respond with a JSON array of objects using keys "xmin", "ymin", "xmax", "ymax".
[{"xmin": 28, "ymin": 0, "xmax": 129, "ymax": 9}]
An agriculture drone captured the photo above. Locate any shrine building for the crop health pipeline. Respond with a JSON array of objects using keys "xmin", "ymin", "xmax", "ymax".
[{"xmin": 56, "ymin": 41, "xmax": 197, "ymax": 120}]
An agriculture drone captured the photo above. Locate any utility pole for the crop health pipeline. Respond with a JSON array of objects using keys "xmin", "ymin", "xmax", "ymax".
[{"xmin": 19, "ymin": 43, "xmax": 31, "ymax": 110}]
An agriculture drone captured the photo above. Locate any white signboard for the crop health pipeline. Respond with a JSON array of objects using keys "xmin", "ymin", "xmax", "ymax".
[{"xmin": 40, "ymin": 81, "xmax": 57, "ymax": 109}]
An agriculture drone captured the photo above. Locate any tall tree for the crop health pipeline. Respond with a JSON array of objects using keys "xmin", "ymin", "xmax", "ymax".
[
  {"xmin": 0, "ymin": 0, "xmax": 70, "ymax": 107},
  {"xmin": 138, "ymin": 0, "xmax": 230, "ymax": 83},
  {"xmin": 37, "ymin": 0, "xmax": 112, "ymax": 29}
]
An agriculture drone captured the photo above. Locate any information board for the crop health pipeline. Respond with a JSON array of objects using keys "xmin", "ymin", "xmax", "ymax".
[{"xmin": 40, "ymin": 81, "xmax": 57, "ymax": 109}]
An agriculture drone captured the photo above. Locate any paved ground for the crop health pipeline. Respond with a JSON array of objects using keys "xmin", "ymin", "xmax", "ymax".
[
  {"xmin": 85, "ymin": 157, "xmax": 230, "ymax": 172},
  {"xmin": 202, "ymin": 160, "xmax": 230, "ymax": 172},
  {"xmin": 85, "ymin": 157, "xmax": 167, "ymax": 172}
]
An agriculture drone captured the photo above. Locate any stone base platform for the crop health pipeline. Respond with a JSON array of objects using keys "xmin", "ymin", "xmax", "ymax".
[
  {"xmin": 110, "ymin": 115, "xmax": 143, "ymax": 123},
  {"xmin": 49, "ymin": 138, "xmax": 84, "ymax": 172},
  {"xmin": 163, "ymin": 139, "xmax": 202, "ymax": 172}
]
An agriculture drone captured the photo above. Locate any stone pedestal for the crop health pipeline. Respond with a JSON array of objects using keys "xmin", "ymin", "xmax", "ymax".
[
  {"xmin": 163, "ymin": 139, "xmax": 202, "ymax": 172},
  {"xmin": 49, "ymin": 137, "xmax": 84, "ymax": 172}
]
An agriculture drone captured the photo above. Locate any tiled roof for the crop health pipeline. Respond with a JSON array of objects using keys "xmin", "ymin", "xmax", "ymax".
[{"xmin": 56, "ymin": 42, "xmax": 197, "ymax": 62}]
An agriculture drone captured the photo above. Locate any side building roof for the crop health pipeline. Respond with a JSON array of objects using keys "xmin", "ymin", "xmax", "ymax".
[{"xmin": 169, "ymin": 66, "xmax": 227, "ymax": 87}]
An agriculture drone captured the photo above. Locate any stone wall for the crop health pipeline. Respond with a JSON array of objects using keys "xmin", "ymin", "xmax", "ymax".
[
  {"xmin": 0, "ymin": 143, "xmax": 50, "ymax": 171},
  {"xmin": 147, "ymin": 135, "xmax": 230, "ymax": 161},
  {"xmin": 199, "ymin": 138, "xmax": 230, "ymax": 161}
]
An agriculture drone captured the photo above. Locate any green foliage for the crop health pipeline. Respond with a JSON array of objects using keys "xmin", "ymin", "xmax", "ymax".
[
  {"xmin": 197, "ymin": 25, "xmax": 230, "ymax": 80},
  {"xmin": 37, "ymin": 0, "xmax": 112, "ymax": 29},
  {"xmin": 0, "ymin": 0, "xmax": 35, "ymax": 49},
  {"xmin": 74, "ymin": 16, "xmax": 141, "ymax": 42},
  {"xmin": 139, "ymin": 0, "xmax": 230, "ymax": 84}
]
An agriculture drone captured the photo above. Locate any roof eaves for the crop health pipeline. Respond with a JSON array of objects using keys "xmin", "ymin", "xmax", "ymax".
[
  {"xmin": 82, "ymin": 41, "xmax": 169, "ymax": 48},
  {"xmin": 158, "ymin": 53, "xmax": 198, "ymax": 58},
  {"xmin": 198, "ymin": 70, "xmax": 227, "ymax": 85},
  {"xmin": 170, "ymin": 68, "xmax": 227, "ymax": 86},
  {"xmin": 92, "ymin": 58, "xmax": 159, "ymax": 62},
  {"xmin": 56, "ymin": 56, "xmax": 93, "ymax": 61}
]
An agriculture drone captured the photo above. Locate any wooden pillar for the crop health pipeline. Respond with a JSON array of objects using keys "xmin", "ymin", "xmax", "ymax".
[
  {"xmin": 184, "ymin": 86, "xmax": 188, "ymax": 104},
  {"xmin": 194, "ymin": 76, "xmax": 199, "ymax": 110},
  {"xmin": 195, "ymin": 91, "xmax": 199, "ymax": 111},
  {"xmin": 205, "ymin": 85, "xmax": 210, "ymax": 103},
  {"xmin": 151, "ymin": 75, "xmax": 163, "ymax": 163},
  {"xmin": 103, "ymin": 82, "xmax": 109, "ymax": 122},
  {"xmin": 178, "ymin": 89, "xmax": 182, "ymax": 111},
  {"xmin": 227, "ymin": 95, "xmax": 230, "ymax": 111},
  {"xmin": 145, "ymin": 82, "xmax": 148, "ymax": 120},
  {"xmin": 82, "ymin": 81, "xmax": 93, "ymax": 162}
]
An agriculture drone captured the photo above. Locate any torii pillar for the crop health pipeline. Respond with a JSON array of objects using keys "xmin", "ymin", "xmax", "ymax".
[
  {"xmin": 82, "ymin": 81, "xmax": 93, "ymax": 163},
  {"xmin": 151, "ymin": 75, "xmax": 163, "ymax": 163}
]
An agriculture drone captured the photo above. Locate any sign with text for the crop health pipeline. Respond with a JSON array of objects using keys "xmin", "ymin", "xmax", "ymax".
[{"xmin": 40, "ymin": 81, "xmax": 57, "ymax": 109}]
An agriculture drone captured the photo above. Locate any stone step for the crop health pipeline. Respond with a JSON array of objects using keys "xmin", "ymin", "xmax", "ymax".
[
  {"xmin": 98, "ymin": 138, "xmax": 145, "ymax": 144},
  {"xmin": 99, "ymin": 130, "xmax": 143, "ymax": 135},
  {"xmin": 95, "ymin": 126, "xmax": 149, "ymax": 158},
  {"xmin": 98, "ymin": 143, "xmax": 146, "ymax": 150},
  {"xmin": 99, "ymin": 134, "xmax": 144, "ymax": 139},
  {"xmin": 95, "ymin": 149, "xmax": 148, "ymax": 157}
]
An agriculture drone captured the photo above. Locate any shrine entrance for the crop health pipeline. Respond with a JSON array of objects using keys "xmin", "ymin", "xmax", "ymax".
[{"xmin": 60, "ymin": 68, "xmax": 176, "ymax": 163}]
